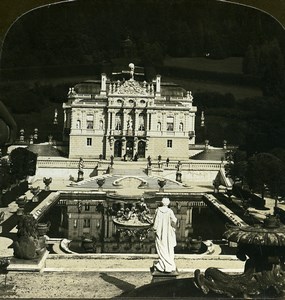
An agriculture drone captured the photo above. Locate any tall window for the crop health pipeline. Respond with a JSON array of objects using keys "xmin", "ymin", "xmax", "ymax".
[
  {"xmin": 157, "ymin": 122, "xmax": 161, "ymax": 131},
  {"xmin": 167, "ymin": 116, "xmax": 174, "ymax": 131},
  {"xmin": 87, "ymin": 138, "xmax": 92, "ymax": 146},
  {"xmin": 115, "ymin": 112, "xmax": 122, "ymax": 130},
  {"xmin": 167, "ymin": 140, "xmax": 173, "ymax": 148},
  {"xmin": 76, "ymin": 120, "xmax": 81, "ymax": 129},
  {"xmin": 83, "ymin": 219, "xmax": 91, "ymax": 228},
  {"xmin": 179, "ymin": 122, "xmax": 184, "ymax": 131},
  {"xmin": 99, "ymin": 120, "xmax": 104, "ymax": 130},
  {"xmin": 86, "ymin": 114, "xmax": 94, "ymax": 129},
  {"xmin": 138, "ymin": 113, "xmax": 145, "ymax": 130},
  {"xmin": 85, "ymin": 203, "xmax": 90, "ymax": 211}
]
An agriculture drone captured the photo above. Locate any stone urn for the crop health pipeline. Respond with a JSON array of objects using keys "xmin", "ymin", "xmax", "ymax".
[
  {"xmin": 30, "ymin": 186, "xmax": 40, "ymax": 202},
  {"xmin": 188, "ymin": 237, "xmax": 202, "ymax": 253},
  {"xmin": 194, "ymin": 215, "xmax": 285, "ymax": 298},
  {"xmin": 43, "ymin": 177, "xmax": 52, "ymax": 191},
  {"xmin": 16, "ymin": 196, "xmax": 27, "ymax": 209},
  {"xmin": 96, "ymin": 177, "xmax": 105, "ymax": 189},
  {"xmin": 82, "ymin": 238, "xmax": 96, "ymax": 253},
  {"xmin": 157, "ymin": 179, "xmax": 166, "ymax": 192},
  {"xmin": 37, "ymin": 222, "xmax": 50, "ymax": 237}
]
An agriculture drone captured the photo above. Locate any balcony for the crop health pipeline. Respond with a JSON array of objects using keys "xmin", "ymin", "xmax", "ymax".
[
  {"xmin": 112, "ymin": 130, "xmax": 123, "ymax": 136},
  {"xmin": 136, "ymin": 130, "xmax": 146, "ymax": 137}
]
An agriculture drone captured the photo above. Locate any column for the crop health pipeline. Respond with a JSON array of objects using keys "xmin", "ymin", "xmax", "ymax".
[
  {"xmin": 146, "ymin": 112, "xmax": 149, "ymax": 131},
  {"xmin": 100, "ymin": 73, "xmax": 107, "ymax": 96},
  {"xmin": 185, "ymin": 206, "xmax": 193, "ymax": 237},
  {"xmin": 121, "ymin": 138, "xmax": 126, "ymax": 159},
  {"xmin": 191, "ymin": 113, "xmax": 195, "ymax": 132},
  {"xmin": 123, "ymin": 110, "xmax": 128, "ymax": 134},
  {"xmin": 162, "ymin": 112, "xmax": 166, "ymax": 132},
  {"xmin": 107, "ymin": 111, "xmax": 111, "ymax": 134},
  {"xmin": 109, "ymin": 111, "xmax": 113, "ymax": 132},
  {"xmin": 134, "ymin": 110, "xmax": 139, "ymax": 132},
  {"xmin": 155, "ymin": 75, "xmax": 161, "ymax": 97}
]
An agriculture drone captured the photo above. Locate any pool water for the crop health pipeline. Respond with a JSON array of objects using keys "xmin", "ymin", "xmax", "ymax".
[{"xmin": 40, "ymin": 192, "xmax": 230, "ymax": 254}]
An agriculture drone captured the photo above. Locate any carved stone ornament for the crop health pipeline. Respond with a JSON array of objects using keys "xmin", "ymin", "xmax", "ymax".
[
  {"xmin": 194, "ymin": 215, "xmax": 285, "ymax": 298},
  {"xmin": 116, "ymin": 79, "xmax": 148, "ymax": 96}
]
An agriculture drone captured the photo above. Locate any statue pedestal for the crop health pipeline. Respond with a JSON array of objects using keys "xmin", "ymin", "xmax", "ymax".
[
  {"xmin": 77, "ymin": 171, "xmax": 84, "ymax": 182},
  {"xmin": 7, "ymin": 249, "xmax": 49, "ymax": 272},
  {"xmin": 150, "ymin": 261, "xmax": 178, "ymax": 283}
]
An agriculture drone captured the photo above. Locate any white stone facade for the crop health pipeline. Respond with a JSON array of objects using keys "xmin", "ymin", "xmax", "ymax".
[{"xmin": 63, "ymin": 65, "xmax": 197, "ymax": 160}]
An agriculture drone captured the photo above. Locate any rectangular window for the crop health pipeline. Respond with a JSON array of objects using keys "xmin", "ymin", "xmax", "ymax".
[
  {"xmin": 83, "ymin": 219, "xmax": 91, "ymax": 228},
  {"xmin": 86, "ymin": 114, "xmax": 94, "ymax": 129},
  {"xmin": 87, "ymin": 138, "xmax": 92, "ymax": 146},
  {"xmin": 84, "ymin": 203, "xmax": 90, "ymax": 211},
  {"xmin": 167, "ymin": 140, "xmax": 173, "ymax": 148},
  {"xmin": 167, "ymin": 116, "xmax": 174, "ymax": 131}
]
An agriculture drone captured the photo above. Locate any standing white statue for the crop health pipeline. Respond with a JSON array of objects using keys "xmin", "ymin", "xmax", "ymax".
[
  {"xmin": 153, "ymin": 197, "xmax": 177, "ymax": 273},
  {"xmin": 129, "ymin": 63, "xmax": 135, "ymax": 80}
]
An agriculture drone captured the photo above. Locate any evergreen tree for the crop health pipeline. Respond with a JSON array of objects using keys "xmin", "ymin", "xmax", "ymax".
[
  {"xmin": 258, "ymin": 39, "xmax": 285, "ymax": 96},
  {"xmin": 242, "ymin": 45, "xmax": 258, "ymax": 75}
]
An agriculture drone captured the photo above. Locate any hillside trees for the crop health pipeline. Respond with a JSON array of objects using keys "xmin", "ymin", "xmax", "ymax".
[
  {"xmin": 243, "ymin": 40, "xmax": 285, "ymax": 96},
  {"xmin": 225, "ymin": 150, "xmax": 248, "ymax": 185},
  {"xmin": 226, "ymin": 150, "xmax": 285, "ymax": 201},
  {"xmin": 9, "ymin": 148, "xmax": 37, "ymax": 182}
]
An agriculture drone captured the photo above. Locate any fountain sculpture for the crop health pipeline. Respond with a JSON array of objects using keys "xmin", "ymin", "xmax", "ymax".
[
  {"xmin": 112, "ymin": 198, "xmax": 153, "ymax": 241},
  {"xmin": 194, "ymin": 214, "xmax": 285, "ymax": 298}
]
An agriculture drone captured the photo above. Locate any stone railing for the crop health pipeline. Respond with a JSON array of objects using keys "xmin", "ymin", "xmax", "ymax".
[
  {"xmin": 156, "ymin": 161, "xmax": 223, "ymax": 171},
  {"xmin": 37, "ymin": 158, "xmax": 110, "ymax": 169},
  {"xmin": 36, "ymin": 158, "xmax": 223, "ymax": 172}
]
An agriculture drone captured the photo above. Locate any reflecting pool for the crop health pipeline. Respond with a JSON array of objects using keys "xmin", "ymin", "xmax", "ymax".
[{"xmin": 40, "ymin": 192, "xmax": 230, "ymax": 254}]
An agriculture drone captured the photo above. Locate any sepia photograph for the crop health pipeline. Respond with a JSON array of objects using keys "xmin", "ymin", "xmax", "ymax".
[{"xmin": 0, "ymin": 0, "xmax": 285, "ymax": 298}]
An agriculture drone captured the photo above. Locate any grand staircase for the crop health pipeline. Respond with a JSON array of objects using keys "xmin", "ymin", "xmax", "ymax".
[{"xmin": 111, "ymin": 161, "xmax": 147, "ymax": 176}]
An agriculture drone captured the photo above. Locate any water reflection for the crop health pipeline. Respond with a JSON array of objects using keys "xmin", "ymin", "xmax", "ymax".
[{"xmin": 41, "ymin": 194, "xmax": 227, "ymax": 254}]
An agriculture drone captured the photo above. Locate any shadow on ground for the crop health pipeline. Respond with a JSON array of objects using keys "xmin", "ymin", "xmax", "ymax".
[
  {"xmin": 100, "ymin": 272, "xmax": 136, "ymax": 292},
  {"xmin": 116, "ymin": 277, "xmax": 283, "ymax": 299},
  {"xmin": 115, "ymin": 278, "xmax": 226, "ymax": 299}
]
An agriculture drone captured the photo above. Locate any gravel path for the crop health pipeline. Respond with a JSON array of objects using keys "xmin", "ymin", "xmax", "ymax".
[
  {"xmin": 1, "ymin": 272, "xmax": 150, "ymax": 298},
  {"xmin": 0, "ymin": 254, "xmax": 245, "ymax": 299}
]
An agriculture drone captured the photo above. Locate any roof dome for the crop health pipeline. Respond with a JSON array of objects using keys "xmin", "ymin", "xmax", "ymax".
[
  {"xmin": 26, "ymin": 143, "xmax": 63, "ymax": 157},
  {"xmin": 191, "ymin": 148, "xmax": 227, "ymax": 161}
]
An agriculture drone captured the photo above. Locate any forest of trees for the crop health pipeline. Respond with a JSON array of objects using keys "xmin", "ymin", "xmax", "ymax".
[
  {"xmin": 0, "ymin": 0, "xmax": 285, "ymax": 160},
  {"xmin": 1, "ymin": 0, "xmax": 285, "ymax": 69}
]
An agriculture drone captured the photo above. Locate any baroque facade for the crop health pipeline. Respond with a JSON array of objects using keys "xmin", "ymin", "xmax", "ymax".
[{"xmin": 63, "ymin": 64, "xmax": 197, "ymax": 160}]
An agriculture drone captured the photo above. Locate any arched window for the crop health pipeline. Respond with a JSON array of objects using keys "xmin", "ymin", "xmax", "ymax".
[
  {"xmin": 179, "ymin": 122, "xmax": 184, "ymax": 131},
  {"xmin": 99, "ymin": 120, "xmax": 104, "ymax": 130},
  {"xmin": 157, "ymin": 122, "xmax": 161, "ymax": 131},
  {"xmin": 115, "ymin": 112, "xmax": 122, "ymax": 130},
  {"xmin": 127, "ymin": 113, "xmax": 133, "ymax": 129},
  {"xmin": 167, "ymin": 116, "xmax": 174, "ymax": 131},
  {"xmin": 86, "ymin": 114, "xmax": 94, "ymax": 129},
  {"xmin": 138, "ymin": 113, "xmax": 145, "ymax": 130},
  {"xmin": 76, "ymin": 120, "xmax": 81, "ymax": 129}
]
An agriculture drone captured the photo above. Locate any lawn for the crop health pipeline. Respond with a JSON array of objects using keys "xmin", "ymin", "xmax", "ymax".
[
  {"xmin": 163, "ymin": 76, "xmax": 262, "ymax": 100},
  {"xmin": 164, "ymin": 56, "xmax": 243, "ymax": 74}
]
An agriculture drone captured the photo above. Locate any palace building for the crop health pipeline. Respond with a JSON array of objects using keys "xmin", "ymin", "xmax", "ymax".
[{"xmin": 63, "ymin": 63, "xmax": 197, "ymax": 160}]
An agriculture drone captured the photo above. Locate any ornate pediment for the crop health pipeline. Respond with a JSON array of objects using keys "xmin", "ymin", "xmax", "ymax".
[{"xmin": 116, "ymin": 79, "xmax": 148, "ymax": 95}]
